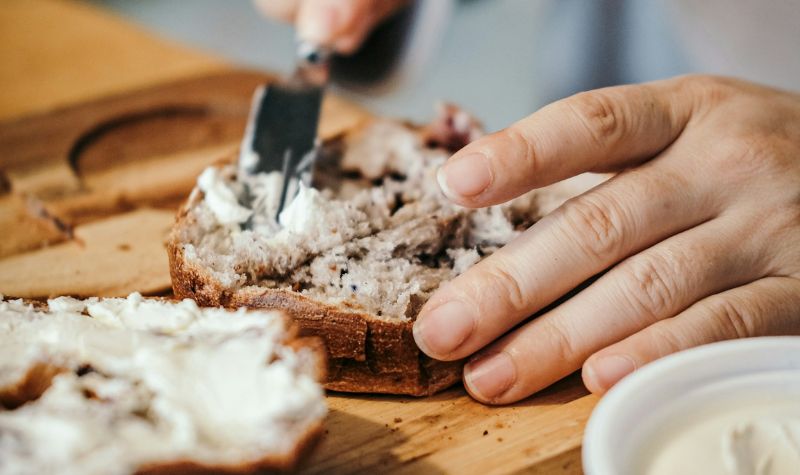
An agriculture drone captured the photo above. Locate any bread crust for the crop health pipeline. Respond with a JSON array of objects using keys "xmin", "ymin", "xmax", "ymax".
[
  {"xmin": 134, "ymin": 420, "xmax": 323, "ymax": 475},
  {"xmin": 167, "ymin": 186, "xmax": 463, "ymax": 397}
]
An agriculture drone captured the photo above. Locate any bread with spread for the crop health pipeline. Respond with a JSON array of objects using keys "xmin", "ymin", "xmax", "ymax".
[
  {"xmin": 0, "ymin": 294, "xmax": 325, "ymax": 474},
  {"xmin": 167, "ymin": 104, "xmax": 602, "ymax": 395}
]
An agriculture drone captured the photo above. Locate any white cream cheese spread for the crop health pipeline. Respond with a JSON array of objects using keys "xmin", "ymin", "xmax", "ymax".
[
  {"xmin": 196, "ymin": 167, "xmax": 252, "ymax": 225},
  {"xmin": 0, "ymin": 294, "xmax": 326, "ymax": 475},
  {"xmin": 644, "ymin": 400, "xmax": 800, "ymax": 475}
]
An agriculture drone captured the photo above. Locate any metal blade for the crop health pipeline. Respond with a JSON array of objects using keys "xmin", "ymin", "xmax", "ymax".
[
  {"xmin": 256, "ymin": 83, "xmax": 322, "ymax": 216},
  {"xmin": 247, "ymin": 83, "xmax": 322, "ymax": 176},
  {"xmin": 238, "ymin": 43, "xmax": 330, "ymax": 224}
]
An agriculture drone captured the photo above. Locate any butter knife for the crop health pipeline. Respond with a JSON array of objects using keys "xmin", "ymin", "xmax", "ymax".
[{"xmin": 239, "ymin": 41, "xmax": 330, "ymax": 223}]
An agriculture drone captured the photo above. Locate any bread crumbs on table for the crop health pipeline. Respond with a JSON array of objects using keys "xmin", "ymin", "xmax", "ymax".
[
  {"xmin": 393, "ymin": 417, "xmax": 402, "ymax": 423},
  {"xmin": 483, "ymin": 430, "xmax": 489, "ymax": 436}
]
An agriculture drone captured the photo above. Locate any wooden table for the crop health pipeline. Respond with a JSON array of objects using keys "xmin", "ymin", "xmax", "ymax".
[{"xmin": 0, "ymin": 1, "xmax": 598, "ymax": 473}]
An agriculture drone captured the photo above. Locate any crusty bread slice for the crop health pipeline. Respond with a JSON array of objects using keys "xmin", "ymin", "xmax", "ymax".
[
  {"xmin": 0, "ymin": 293, "xmax": 326, "ymax": 474},
  {"xmin": 169, "ymin": 252, "xmax": 463, "ymax": 395},
  {"xmin": 168, "ymin": 105, "xmax": 605, "ymax": 396}
]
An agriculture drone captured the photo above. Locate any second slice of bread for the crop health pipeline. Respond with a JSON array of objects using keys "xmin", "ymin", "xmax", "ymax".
[{"xmin": 0, "ymin": 293, "xmax": 326, "ymax": 474}]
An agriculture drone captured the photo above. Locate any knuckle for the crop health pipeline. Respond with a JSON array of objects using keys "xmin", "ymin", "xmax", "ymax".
[
  {"xmin": 714, "ymin": 133, "xmax": 784, "ymax": 182},
  {"xmin": 543, "ymin": 319, "xmax": 581, "ymax": 366},
  {"xmin": 753, "ymin": 202, "xmax": 800, "ymax": 268},
  {"xmin": 566, "ymin": 90, "xmax": 628, "ymax": 148},
  {"xmin": 646, "ymin": 323, "xmax": 689, "ymax": 356},
  {"xmin": 557, "ymin": 194, "xmax": 626, "ymax": 260},
  {"xmin": 503, "ymin": 126, "xmax": 539, "ymax": 175},
  {"xmin": 681, "ymin": 74, "xmax": 736, "ymax": 108},
  {"xmin": 481, "ymin": 264, "xmax": 529, "ymax": 316},
  {"xmin": 620, "ymin": 253, "xmax": 681, "ymax": 322},
  {"xmin": 704, "ymin": 297, "xmax": 755, "ymax": 339}
]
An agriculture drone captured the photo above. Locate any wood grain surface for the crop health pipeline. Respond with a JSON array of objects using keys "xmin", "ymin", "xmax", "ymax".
[
  {"xmin": 0, "ymin": 1, "xmax": 598, "ymax": 473},
  {"xmin": 0, "ymin": 0, "xmax": 225, "ymax": 122},
  {"xmin": 307, "ymin": 378, "xmax": 595, "ymax": 475}
]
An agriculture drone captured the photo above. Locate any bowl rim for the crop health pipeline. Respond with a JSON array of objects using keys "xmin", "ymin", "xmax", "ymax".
[{"xmin": 582, "ymin": 336, "xmax": 800, "ymax": 475}]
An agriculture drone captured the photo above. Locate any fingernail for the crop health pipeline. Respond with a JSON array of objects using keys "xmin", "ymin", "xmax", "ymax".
[
  {"xmin": 298, "ymin": 4, "xmax": 339, "ymax": 43},
  {"xmin": 413, "ymin": 300, "xmax": 475, "ymax": 358},
  {"xmin": 464, "ymin": 352, "xmax": 516, "ymax": 401},
  {"xmin": 438, "ymin": 152, "xmax": 492, "ymax": 199},
  {"xmin": 586, "ymin": 355, "xmax": 636, "ymax": 391}
]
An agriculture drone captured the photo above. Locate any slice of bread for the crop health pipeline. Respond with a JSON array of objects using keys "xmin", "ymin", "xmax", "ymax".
[
  {"xmin": 0, "ymin": 293, "xmax": 326, "ymax": 474},
  {"xmin": 168, "ymin": 105, "xmax": 604, "ymax": 396}
]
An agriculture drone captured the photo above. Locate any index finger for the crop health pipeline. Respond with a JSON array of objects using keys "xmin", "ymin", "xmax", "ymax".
[{"xmin": 437, "ymin": 77, "xmax": 698, "ymax": 208}]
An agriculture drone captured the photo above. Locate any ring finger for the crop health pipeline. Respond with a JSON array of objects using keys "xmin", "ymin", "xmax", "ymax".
[
  {"xmin": 461, "ymin": 215, "xmax": 766, "ymax": 404},
  {"xmin": 584, "ymin": 276, "xmax": 800, "ymax": 393}
]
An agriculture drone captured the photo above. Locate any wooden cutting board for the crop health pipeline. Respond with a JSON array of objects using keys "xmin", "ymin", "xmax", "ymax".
[
  {"xmin": 0, "ymin": 70, "xmax": 370, "ymax": 297},
  {"xmin": 0, "ymin": 68, "xmax": 597, "ymax": 475},
  {"xmin": 0, "ymin": 2, "xmax": 598, "ymax": 473}
]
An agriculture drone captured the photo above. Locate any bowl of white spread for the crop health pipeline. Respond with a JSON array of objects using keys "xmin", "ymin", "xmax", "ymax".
[{"xmin": 582, "ymin": 337, "xmax": 800, "ymax": 475}]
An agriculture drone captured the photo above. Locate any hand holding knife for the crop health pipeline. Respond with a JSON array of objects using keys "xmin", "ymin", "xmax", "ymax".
[{"xmin": 237, "ymin": 0, "xmax": 445, "ymax": 227}]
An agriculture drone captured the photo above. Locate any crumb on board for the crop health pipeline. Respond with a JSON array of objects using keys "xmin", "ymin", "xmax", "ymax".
[
  {"xmin": 393, "ymin": 417, "xmax": 403, "ymax": 423},
  {"xmin": 483, "ymin": 430, "xmax": 489, "ymax": 436}
]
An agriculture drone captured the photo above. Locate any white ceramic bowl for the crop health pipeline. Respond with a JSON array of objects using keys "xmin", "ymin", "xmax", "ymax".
[{"xmin": 582, "ymin": 337, "xmax": 800, "ymax": 475}]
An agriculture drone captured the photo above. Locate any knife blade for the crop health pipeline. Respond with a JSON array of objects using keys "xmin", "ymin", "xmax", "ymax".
[{"xmin": 239, "ymin": 41, "xmax": 330, "ymax": 224}]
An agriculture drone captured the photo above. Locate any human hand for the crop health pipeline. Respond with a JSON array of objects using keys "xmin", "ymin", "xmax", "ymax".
[
  {"xmin": 413, "ymin": 75, "xmax": 800, "ymax": 404},
  {"xmin": 255, "ymin": 0, "xmax": 409, "ymax": 54}
]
